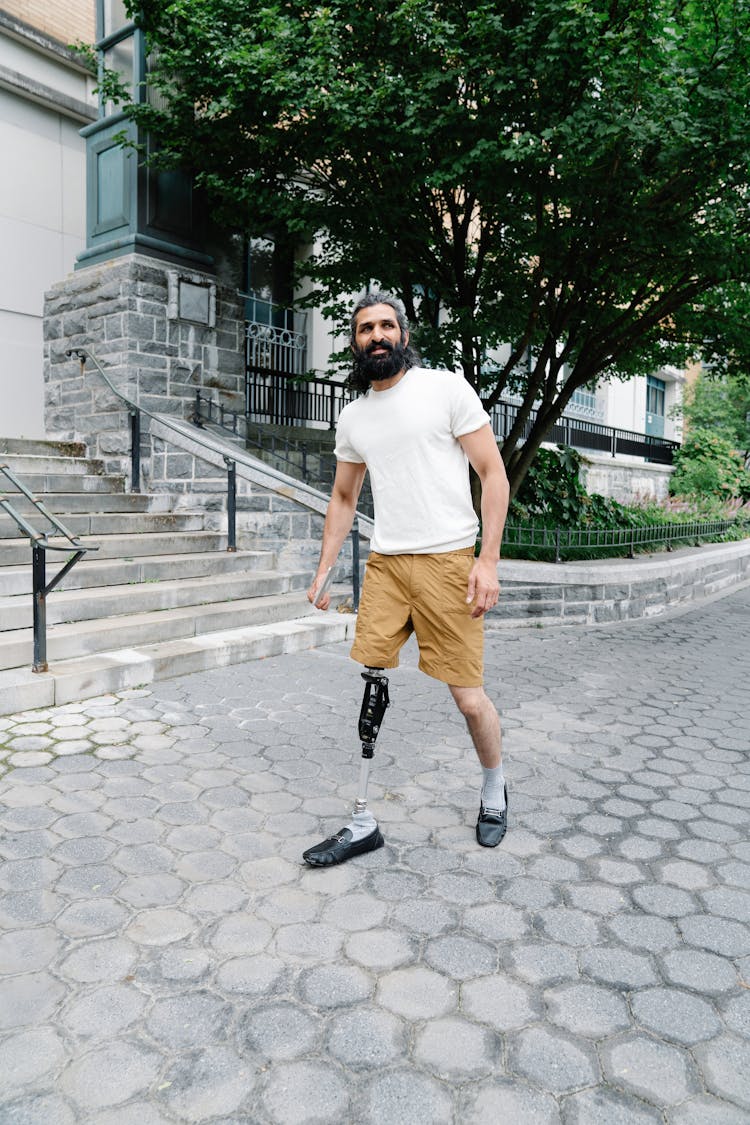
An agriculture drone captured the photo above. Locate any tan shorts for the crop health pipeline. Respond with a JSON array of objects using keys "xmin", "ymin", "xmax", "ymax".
[{"xmin": 350, "ymin": 548, "xmax": 484, "ymax": 687}]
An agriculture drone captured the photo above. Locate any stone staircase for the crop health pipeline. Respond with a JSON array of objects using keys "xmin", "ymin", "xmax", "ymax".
[{"xmin": 0, "ymin": 438, "xmax": 353, "ymax": 716}]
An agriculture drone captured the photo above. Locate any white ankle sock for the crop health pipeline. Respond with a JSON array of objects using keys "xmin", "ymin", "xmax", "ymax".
[
  {"xmin": 481, "ymin": 764, "xmax": 506, "ymax": 812},
  {"xmin": 344, "ymin": 809, "xmax": 378, "ymax": 842}
]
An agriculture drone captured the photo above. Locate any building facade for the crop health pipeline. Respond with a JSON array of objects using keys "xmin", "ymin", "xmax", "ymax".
[
  {"xmin": 0, "ymin": 2, "xmax": 95, "ymax": 436},
  {"xmin": 2, "ymin": 0, "xmax": 684, "ymax": 506}
]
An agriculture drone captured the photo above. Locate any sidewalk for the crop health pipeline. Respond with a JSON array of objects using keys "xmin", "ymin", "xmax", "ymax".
[{"xmin": 1, "ymin": 582, "xmax": 749, "ymax": 1122}]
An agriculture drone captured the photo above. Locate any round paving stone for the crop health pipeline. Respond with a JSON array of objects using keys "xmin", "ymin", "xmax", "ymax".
[
  {"xmin": 146, "ymin": 991, "xmax": 232, "ymax": 1049},
  {"xmin": 692, "ymin": 1034, "xmax": 750, "ymax": 1111},
  {"xmin": 344, "ymin": 928, "xmax": 416, "ymax": 971},
  {"xmin": 216, "ymin": 954, "xmax": 287, "ymax": 996},
  {"xmin": 0, "ymin": 972, "xmax": 66, "ymax": 1030},
  {"xmin": 326, "ymin": 1007, "xmax": 406, "ymax": 1069},
  {"xmin": 631, "ymin": 884, "xmax": 697, "ymax": 918},
  {"xmin": 630, "ymin": 986, "xmax": 722, "ymax": 1044},
  {"xmin": 238, "ymin": 1002, "xmax": 321, "ymax": 1060},
  {"xmin": 0, "ymin": 927, "xmax": 60, "ymax": 973},
  {"xmin": 60, "ymin": 1039, "xmax": 162, "ymax": 1111},
  {"xmin": 545, "ymin": 981, "xmax": 630, "ymax": 1039},
  {"xmin": 297, "ymin": 963, "xmax": 373, "ymax": 1009},
  {"xmin": 414, "ymin": 1016, "xmax": 499, "ymax": 1077},
  {"xmin": 461, "ymin": 1080, "xmax": 560, "ymax": 1125},
  {"xmin": 0, "ymin": 1093, "xmax": 76, "ymax": 1125},
  {"xmin": 507, "ymin": 942, "xmax": 580, "ymax": 986},
  {"xmin": 509, "ymin": 1025, "xmax": 600, "ymax": 1094},
  {"xmin": 377, "ymin": 965, "xmax": 457, "ymax": 1020},
  {"xmin": 424, "ymin": 934, "xmax": 497, "ymax": 980},
  {"xmin": 58, "ymin": 937, "xmax": 137, "ymax": 983},
  {"xmin": 60, "ymin": 983, "xmax": 145, "ymax": 1038},
  {"xmin": 600, "ymin": 1032, "xmax": 699, "ymax": 1107},
  {"xmin": 608, "ymin": 913, "xmax": 680, "ymax": 953},
  {"xmin": 158, "ymin": 1045, "xmax": 256, "ymax": 1122},
  {"xmin": 262, "ymin": 1060, "xmax": 350, "ymax": 1125},
  {"xmin": 0, "ymin": 1026, "xmax": 66, "ymax": 1093},
  {"xmin": 461, "ymin": 972, "xmax": 541, "ymax": 1032},
  {"xmin": 721, "ymin": 992, "xmax": 750, "ymax": 1038},
  {"xmin": 679, "ymin": 915, "xmax": 750, "ymax": 958},
  {"xmin": 391, "ymin": 897, "xmax": 458, "ymax": 935},
  {"xmin": 660, "ymin": 949, "xmax": 738, "ymax": 999},
  {"xmin": 364, "ymin": 1068, "xmax": 452, "ymax": 1124},
  {"xmin": 56, "ymin": 898, "xmax": 130, "ymax": 937}
]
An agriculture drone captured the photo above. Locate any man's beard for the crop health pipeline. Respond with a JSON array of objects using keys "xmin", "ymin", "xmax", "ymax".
[{"xmin": 355, "ymin": 339, "xmax": 408, "ymax": 383}]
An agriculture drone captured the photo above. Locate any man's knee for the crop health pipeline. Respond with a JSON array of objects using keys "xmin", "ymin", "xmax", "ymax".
[{"xmin": 450, "ymin": 684, "xmax": 488, "ymax": 722}]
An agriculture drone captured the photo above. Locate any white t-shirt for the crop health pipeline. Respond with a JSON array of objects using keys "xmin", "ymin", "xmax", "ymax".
[{"xmin": 335, "ymin": 366, "xmax": 491, "ymax": 554}]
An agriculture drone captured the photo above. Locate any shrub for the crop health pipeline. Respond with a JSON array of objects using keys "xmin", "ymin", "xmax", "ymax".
[{"xmin": 669, "ymin": 427, "xmax": 750, "ymax": 502}]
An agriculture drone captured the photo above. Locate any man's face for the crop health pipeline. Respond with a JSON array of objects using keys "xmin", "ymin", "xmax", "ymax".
[{"xmin": 352, "ymin": 303, "xmax": 409, "ymax": 382}]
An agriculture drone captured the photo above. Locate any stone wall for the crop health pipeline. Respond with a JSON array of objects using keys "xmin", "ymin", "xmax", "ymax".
[
  {"xmin": 43, "ymin": 253, "xmax": 244, "ymax": 477},
  {"xmin": 579, "ymin": 452, "xmax": 674, "ymax": 503}
]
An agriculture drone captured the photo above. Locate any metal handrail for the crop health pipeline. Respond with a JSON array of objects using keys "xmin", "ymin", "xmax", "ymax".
[
  {"xmin": 1, "ymin": 463, "xmax": 98, "ymax": 672},
  {"xmin": 67, "ymin": 348, "xmax": 239, "ymax": 551},
  {"xmin": 67, "ymin": 349, "xmax": 364, "ymax": 604}
]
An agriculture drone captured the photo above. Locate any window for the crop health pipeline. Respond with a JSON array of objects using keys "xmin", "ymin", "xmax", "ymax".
[{"xmin": 646, "ymin": 375, "xmax": 666, "ymax": 418}]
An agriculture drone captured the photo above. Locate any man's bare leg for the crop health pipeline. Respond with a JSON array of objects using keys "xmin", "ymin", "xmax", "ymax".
[{"xmin": 450, "ymin": 684, "xmax": 507, "ymax": 846}]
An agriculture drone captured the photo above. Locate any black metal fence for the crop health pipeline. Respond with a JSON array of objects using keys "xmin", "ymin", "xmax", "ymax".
[
  {"xmin": 503, "ymin": 518, "xmax": 741, "ymax": 563},
  {"xmin": 489, "ymin": 401, "xmax": 679, "ymax": 464},
  {"xmin": 244, "ymin": 370, "xmax": 679, "ymax": 462},
  {"xmin": 246, "ymin": 371, "xmax": 353, "ymax": 430}
]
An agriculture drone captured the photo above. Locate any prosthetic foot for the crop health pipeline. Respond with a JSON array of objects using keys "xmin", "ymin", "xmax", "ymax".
[{"xmin": 303, "ymin": 669, "xmax": 389, "ymax": 867}]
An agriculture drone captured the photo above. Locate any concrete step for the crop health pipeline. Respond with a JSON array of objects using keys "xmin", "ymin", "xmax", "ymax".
[
  {"xmin": 0, "ymin": 549, "xmax": 272, "ymax": 597},
  {"xmin": 0, "ymin": 438, "xmax": 88, "ymax": 458},
  {"xmin": 0, "ymin": 609, "xmax": 355, "ymax": 714},
  {"xmin": 0, "ymin": 473, "xmax": 127, "ymax": 494},
  {"xmin": 0, "ymin": 491, "xmax": 165, "ymax": 516},
  {"xmin": 0, "ymin": 530, "xmax": 227, "ymax": 566},
  {"xmin": 0, "ymin": 510, "xmax": 206, "ymax": 540},
  {"xmin": 0, "ymin": 588, "xmax": 314, "ymax": 670},
  {"xmin": 0, "ymin": 453, "xmax": 106, "ymax": 477},
  {"xmin": 0, "ymin": 568, "xmax": 308, "ymax": 631}
]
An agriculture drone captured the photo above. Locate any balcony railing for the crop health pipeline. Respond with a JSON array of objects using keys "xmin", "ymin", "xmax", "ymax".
[{"xmin": 244, "ymin": 369, "xmax": 679, "ymax": 462}]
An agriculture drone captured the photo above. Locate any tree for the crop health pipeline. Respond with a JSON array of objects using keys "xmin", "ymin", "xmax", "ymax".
[{"xmin": 118, "ymin": 0, "xmax": 750, "ymax": 497}]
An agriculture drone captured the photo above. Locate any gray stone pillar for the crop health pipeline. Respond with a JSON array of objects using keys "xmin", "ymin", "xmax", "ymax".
[{"xmin": 43, "ymin": 253, "xmax": 244, "ymax": 477}]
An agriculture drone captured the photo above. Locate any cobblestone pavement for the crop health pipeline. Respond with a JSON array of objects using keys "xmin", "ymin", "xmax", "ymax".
[{"xmin": 1, "ymin": 585, "xmax": 749, "ymax": 1124}]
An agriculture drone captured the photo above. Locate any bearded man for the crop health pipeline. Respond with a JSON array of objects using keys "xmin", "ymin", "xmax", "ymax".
[{"xmin": 303, "ymin": 291, "xmax": 510, "ymax": 866}]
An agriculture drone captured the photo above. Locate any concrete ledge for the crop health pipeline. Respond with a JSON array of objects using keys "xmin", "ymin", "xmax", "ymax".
[
  {"xmin": 493, "ymin": 539, "xmax": 750, "ymax": 626},
  {"xmin": 0, "ymin": 613, "xmax": 355, "ymax": 717}
]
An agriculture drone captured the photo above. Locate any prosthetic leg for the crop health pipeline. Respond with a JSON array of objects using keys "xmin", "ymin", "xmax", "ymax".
[{"xmin": 302, "ymin": 668, "xmax": 390, "ymax": 867}]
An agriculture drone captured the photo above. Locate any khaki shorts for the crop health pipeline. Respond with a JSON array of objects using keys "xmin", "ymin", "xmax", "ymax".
[{"xmin": 350, "ymin": 548, "xmax": 484, "ymax": 687}]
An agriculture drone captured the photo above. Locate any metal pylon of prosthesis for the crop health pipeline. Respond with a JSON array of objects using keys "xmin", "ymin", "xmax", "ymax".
[{"xmin": 354, "ymin": 668, "xmax": 390, "ymax": 816}]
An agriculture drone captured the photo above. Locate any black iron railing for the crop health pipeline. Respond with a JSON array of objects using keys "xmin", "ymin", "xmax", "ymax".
[
  {"xmin": 193, "ymin": 390, "xmax": 375, "ymax": 520},
  {"xmin": 0, "ymin": 464, "xmax": 98, "ymax": 672},
  {"xmin": 243, "ymin": 370, "xmax": 679, "ymax": 462},
  {"xmin": 503, "ymin": 518, "xmax": 742, "ymax": 563},
  {"xmin": 246, "ymin": 370, "xmax": 354, "ymax": 430},
  {"xmin": 489, "ymin": 401, "xmax": 679, "ymax": 464},
  {"xmin": 68, "ymin": 349, "xmax": 239, "ymax": 551}
]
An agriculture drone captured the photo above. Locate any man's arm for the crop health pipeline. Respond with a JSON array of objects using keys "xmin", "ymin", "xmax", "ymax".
[
  {"xmin": 308, "ymin": 459, "xmax": 367, "ymax": 610},
  {"xmin": 458, "ymin": 424, "xmax": 510, "ymax": 618}
]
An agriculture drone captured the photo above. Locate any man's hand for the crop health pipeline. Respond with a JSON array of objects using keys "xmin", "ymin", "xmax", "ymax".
[
  {"xmin": 308, "ymin": 568, "xmax": 333, "ymax": 611},
  {"xmin": 466, "ymin": 556, "xmax": 500, "ymax": 618}
]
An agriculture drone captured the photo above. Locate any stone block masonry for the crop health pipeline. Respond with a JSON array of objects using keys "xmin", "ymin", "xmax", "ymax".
[{"xmin": 43, "ymin": 254, "xmax": 244, "ymax": 478}]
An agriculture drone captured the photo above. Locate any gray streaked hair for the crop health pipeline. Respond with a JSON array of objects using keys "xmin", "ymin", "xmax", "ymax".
[{"xmin": 349, "ymin": 290, "xmax": 410, "ymax": 344}]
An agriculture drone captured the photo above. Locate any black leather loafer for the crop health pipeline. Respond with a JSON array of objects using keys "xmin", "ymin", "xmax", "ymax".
[
  {"xmin": 476, "ymin": 785, "xmax": 508, "ymax": 848},
  {"xmin": 303, "ymin": 826, "xmax": 384, "ymax": 867}
]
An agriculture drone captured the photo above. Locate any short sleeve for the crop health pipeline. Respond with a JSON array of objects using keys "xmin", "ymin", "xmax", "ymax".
[
  {"xmin": 334, "ymin": 404, "xmax": 364, "ymax": 463},
  {"xmin": 449, "ymin": 375, "xmax": 492, "ymax": 437}
]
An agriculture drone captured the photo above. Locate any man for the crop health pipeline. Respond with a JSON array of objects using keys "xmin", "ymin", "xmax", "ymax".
[{"xmin": 303, "ymin": 291, "xmax": 510, "ymax": 867}]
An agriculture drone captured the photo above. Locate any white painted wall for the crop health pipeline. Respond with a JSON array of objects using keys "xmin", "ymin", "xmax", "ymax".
[{"xmin": 0, "ymin": 26, "xmax": 93, "ymax": 437}]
